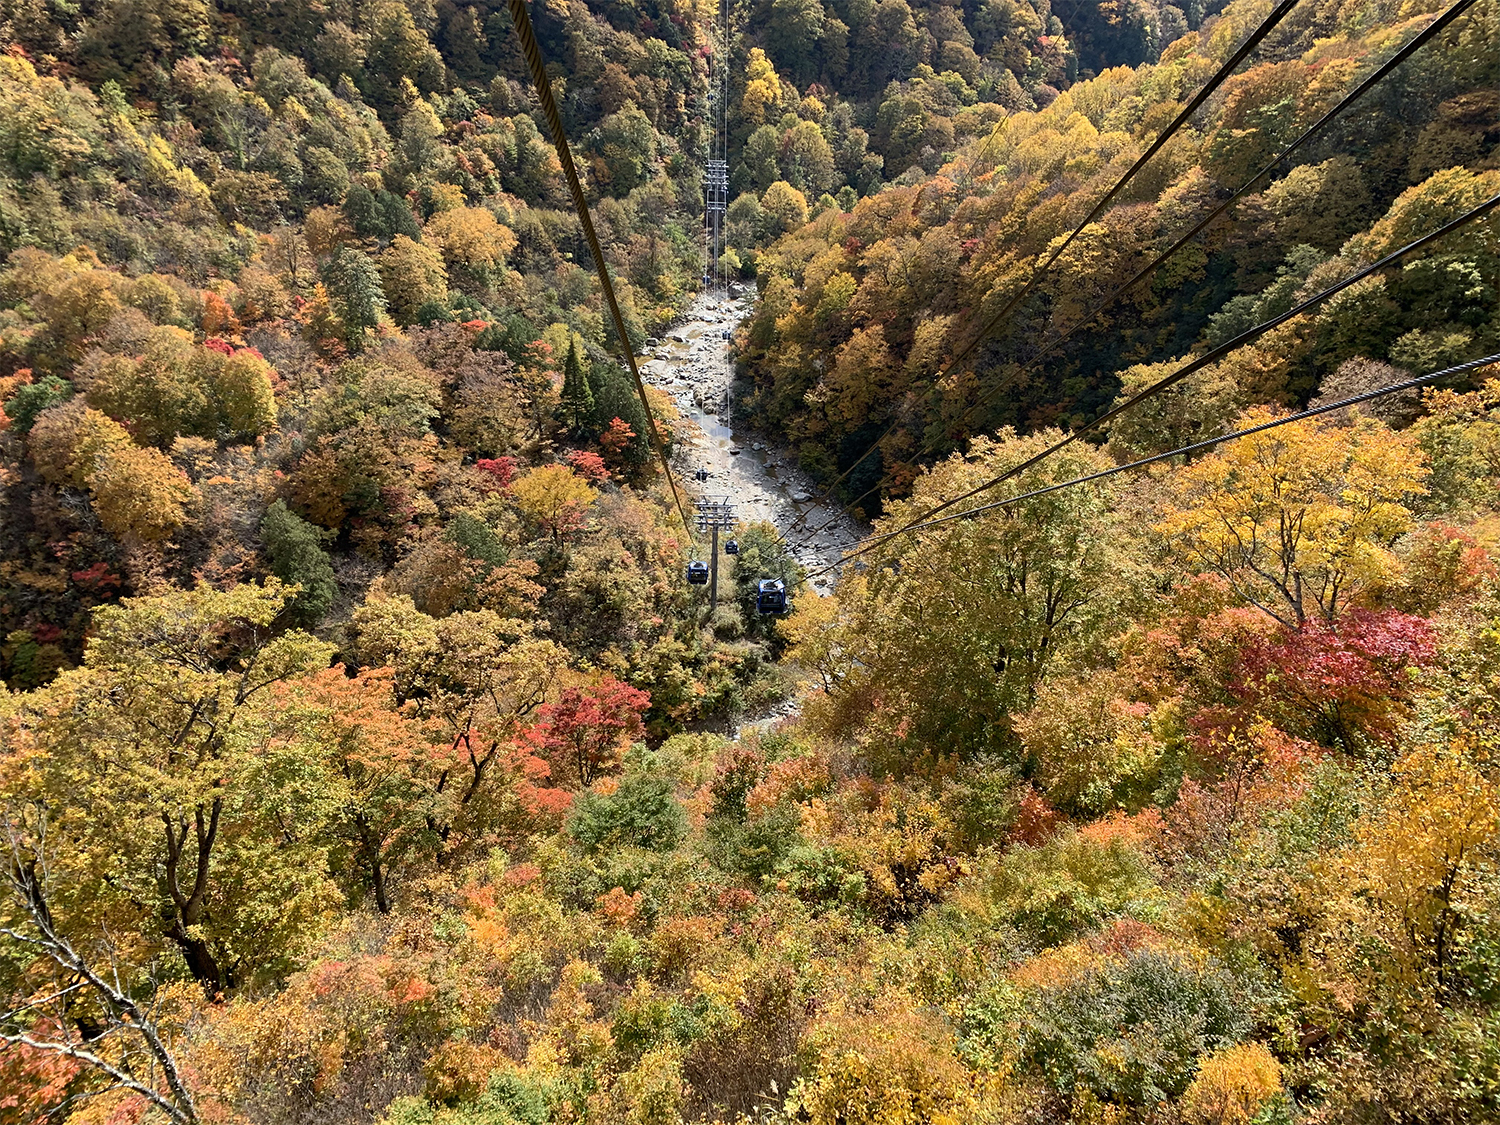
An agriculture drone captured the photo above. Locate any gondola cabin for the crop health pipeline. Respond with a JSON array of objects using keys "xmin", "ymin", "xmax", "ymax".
[
  {"xmin": 687, "ymin": 561, "xmax": 710, "ymax": 585},
  {"xmin": 755, "ymin": 578, "xmax": 787, "ymax": 615},
  {"xmin": 724, "ymin": 539, "xmax": 740, "ymax": 555}
]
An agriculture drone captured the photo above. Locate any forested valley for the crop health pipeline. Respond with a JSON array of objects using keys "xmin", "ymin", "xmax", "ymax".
[{"xmin": 0, "ymin": 0, "xmax": 1498, "ymax": 1120}]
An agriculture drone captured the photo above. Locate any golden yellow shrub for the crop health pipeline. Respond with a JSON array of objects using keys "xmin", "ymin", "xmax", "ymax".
[
  {"xmin": 423, "ymin": 1039, "xmax": 504, "ymax": 1105},
  {"xmin": 791, "ymin": 996, "xmax": 983, "ymax": 1125},
  {"xmin": 1181, "ymin": 1042, "xmax": 1282, "ymax": 1125}
]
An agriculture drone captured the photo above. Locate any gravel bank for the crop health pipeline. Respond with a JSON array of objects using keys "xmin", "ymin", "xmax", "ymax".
[{"xmin": 640, "ymin": 287, "xmax": 868, "ymax": 593}]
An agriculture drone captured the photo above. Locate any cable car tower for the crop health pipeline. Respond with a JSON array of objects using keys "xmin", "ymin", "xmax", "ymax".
[
  {"xmin": 695, "ymin": 496, "xmax": 737, "ymax": 610},
  {"xmin": 705, "ymin": 159, "xmax": 728, "ymax": 287},
  {"xmin": 702, "ymin": 0, "xmax": 730, "ymax": 290}
]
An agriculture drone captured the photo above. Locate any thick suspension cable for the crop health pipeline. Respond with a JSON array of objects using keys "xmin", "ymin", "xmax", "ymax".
[
  {"xmin": 791, "ymin": 0, "xmax": 1479, "ymax": 546},
  {"xmin": 507, "ymin": 0, "xmax": 692, "ymax": 532},
  {"xmin": 810, "ymin": 192, "xmax": 1500, "ymax": 575},
  {"xmin": 780, "ymin": 0, "xmax": 1302, "ymax": 538},
  {"xmin": 804, "ymin": 352, "xmax": 1500, "ymax": 573},
  {"xmin": 885, "ymin": 192, "xmax": 1500, "ymax": 528}
]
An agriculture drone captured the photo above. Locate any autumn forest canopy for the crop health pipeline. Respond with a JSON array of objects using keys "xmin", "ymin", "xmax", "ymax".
[{"xmin": 0, "ymin": 0, "xmax": 1499, "ymax": 1121}]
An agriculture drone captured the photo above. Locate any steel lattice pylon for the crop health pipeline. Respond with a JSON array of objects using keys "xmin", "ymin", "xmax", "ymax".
[
  {"xmin": 702, "ymin": 0, "xmax": 731, "ymax": 288},
  {"xmin": 695, "ymin": 497, "xmax": 737, "ymax": 609}
]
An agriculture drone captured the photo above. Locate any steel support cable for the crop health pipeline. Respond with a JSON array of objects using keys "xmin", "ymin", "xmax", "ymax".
[
  {"xmin": 807, "ymin": 191, "xmax": 1500, "ymax": 576},
  {"xmin": 779, "ymin": 0, "xmax": 1303, "ymax": 543},
  {"xmin": 789, "ymin": 0, "xmax": 1480, "ymax": 549},
  {"xmin": 803, "ymin": 352, "xmax": 1500, "ymax": 568},
  {"xmin": 507, "ymin": 0, "xmax": 692, "ymax": 532}
]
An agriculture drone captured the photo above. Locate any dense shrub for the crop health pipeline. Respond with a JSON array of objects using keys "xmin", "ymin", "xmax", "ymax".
[
  {"xmin": 970, "ymin": 832, "xmax": 1164, "ymax": 948},
  {"xmin": 568, "ymin": 776, "xmax": 688, "ymax": 854},
  {"xmin": 1018, "ymin": 950, "xmax": 1254, "ymax": 1110}
]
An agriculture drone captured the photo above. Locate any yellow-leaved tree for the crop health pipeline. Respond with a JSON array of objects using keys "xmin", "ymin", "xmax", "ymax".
[
  {"xmin": 349, "ymin": 591, "xmax": 567, "ymax": 854},
  {"xmin": 378, "ymin": 234, "xmax": 448, "ymax": 325},
  {"xmin": 423, "ymin": 206, "xmax": 516, "ymax": 293},
  {"xmin": 511, "ymin": 463, "xmax": 599, "ymax": 547},
  {"xmin": 88, "ymin": 441, "xmax": 201, "ymax": 542},
  {"xmin": 1158, "ymin": 410, "xmax": 1428, "ymax": 625},
  {"xmin": 789, "ymin": 993, "xmax": 992, "ymax": 1125},
  {"xmin": 1336, "ymin": 746, "xmax": 1500, "ymax": 993},
  {"xmin": 80, "ymin": 326, "xmax": 276, "ymax": 446},
  {"xmin": 29, "ymin": 401, "xmax": 199, "ymax": 542},
  {"xmin": 1181, "ymin": 1042, "xmax": 1283, "ymax": 1125},
  {"xmin": 1, "ymin": 583, "xmax": 338, "ymax": 995},
  {"xmin": 788, "ymin": 429, "xmax": 1133, "ymax": 765},
  {"xmin": 739, "ymin": 47, "xmax": 786, "ymax": 128}
]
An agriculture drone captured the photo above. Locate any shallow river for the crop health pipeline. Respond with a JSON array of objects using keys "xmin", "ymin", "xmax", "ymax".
[{"xmin": 638, "ymin": 287, "xmax": 867, "ymax": 593}]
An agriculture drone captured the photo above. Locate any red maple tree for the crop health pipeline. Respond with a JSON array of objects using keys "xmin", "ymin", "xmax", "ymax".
[
  {"xmin": 1222, "ymin": 608, "xmax": 1437, "ymax": 751},
  {"xmin": 597, "ymin": 417, "xmax": 637, "ymax": 476},
  {"xmin": 520, "ymin": 677, "xmax": 650, "ymax": 787}
]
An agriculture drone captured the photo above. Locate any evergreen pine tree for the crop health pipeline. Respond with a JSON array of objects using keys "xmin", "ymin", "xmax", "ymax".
[
  {"xmin": 559, "ymin": 336, "xmax": 594, "ymax": 433},
  {"xmin": 342, "ymin": 182, "xmax": 382, "ymax": 239},
  {"xmin": 589, "ymin": 359, "xmax": 651, "ymax": 467},
  {"xmin": 261, "ymin": 500, "xmax": 339, "ymax": 625},
  {"xmin": 321, "ymin": 246, "xmax": 387, "ymax": 346}
]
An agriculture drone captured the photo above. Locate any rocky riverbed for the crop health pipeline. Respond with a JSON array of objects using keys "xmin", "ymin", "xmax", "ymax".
[{"xmin": 638, "ymin": 286, "xmax": 867, "ymax": 593}]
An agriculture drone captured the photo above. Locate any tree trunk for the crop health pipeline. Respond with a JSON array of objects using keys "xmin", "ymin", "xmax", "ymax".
[
  {"xmin": 164, "ymin": 921, "xmax": 228, "ymax": 995},
  {"xmin": 356, "ymin": 814, "xmax": 391, "ymax": 914},
  {"xmin": 162, "ymin": 799, "xmax": 229, "ymax": 995}
]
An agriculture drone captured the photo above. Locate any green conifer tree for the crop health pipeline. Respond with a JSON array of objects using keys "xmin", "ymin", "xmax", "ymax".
[
  {"xmin": 588, "ymin": 359, "xmax": 652, "ymax": 466},
  {"xmin": 261, "ymin": 500, "xmax": 339, "ymax": 625},
  {"xmin": 321, "ymin": 246, "xmax": 387, "ymax": 347},
  {"xmin": 559, "ymin": 336, "xmax": 594, "ymax": 433}
]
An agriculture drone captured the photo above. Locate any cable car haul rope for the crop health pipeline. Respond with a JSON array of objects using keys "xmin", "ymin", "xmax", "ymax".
[
  {"xmin": 811, "ymin": 351, "xmax": 1500, "ymax": 577},
  {"xmin": 506, "ymin": 0, "xmax": 1493, "ymax": 603},
  {"xmin": 508, "ymin": 0, "xmax": 797, "ymax": 603},
  {"xmin": 780, "ymin": 0, "xmax": 1306, "ymax": 540},
  {"xmin": 785, "ymin": 0, "xmax": 1487, "ymax": 548},
  {"xmin": 860, "ymin": 191, "xmax": 1500, "ymax": 551},
  {"xmin": 506, "ymin": 0, "xmax": 691, "ymax": 533}
]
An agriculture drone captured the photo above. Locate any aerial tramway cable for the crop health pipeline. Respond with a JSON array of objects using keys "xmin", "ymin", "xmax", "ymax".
[
  {"xmin": 779, "ymin": 0, "xmax": 1305, "ymax": 541},
  {"xmin": 806, "ymin": 351, "xmax": 1500, "ymax": 569},
  {"xmin": 787, "ymin": 0, "xmax": 1479, "ymax": 549},
  {"xmin": 703, "ymin": 0, "xmax": 731, "ymax": 289},
  {"xmin": 506, "ymin": 0, "xmax": 693, "ymax": 533},
  {"xmin": 864, "ymin": 192, "xmax": 1500, "ymax": 531},
  {"xmin": 806, "ymin": 190, "xmax": 1500, "ymax": 577}
]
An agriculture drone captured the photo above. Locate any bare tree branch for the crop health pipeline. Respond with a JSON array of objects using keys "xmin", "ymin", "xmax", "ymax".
[
  {"xmin": 3, "ymin": 813, "xmax": 201, "ymax": 1125},
  {"xmin": 0, "ymin": 1031, "xmax": 197, "ymax": 1125}
]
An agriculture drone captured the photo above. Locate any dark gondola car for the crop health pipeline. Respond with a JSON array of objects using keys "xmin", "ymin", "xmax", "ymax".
[
  {"xmin": 695, "ymin": 468, "xmax": 709, "ymax": 481},
  {"xmin": 724, "ymin": 539, "xmax": 740, "ymax": 555},
  {"xmin": 755, "ymin": 577, "xmax": 787, "ymax": 615},
  {"xmin": 687, "ymin": 561, "xmax": 710, "ymax": 585}
]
